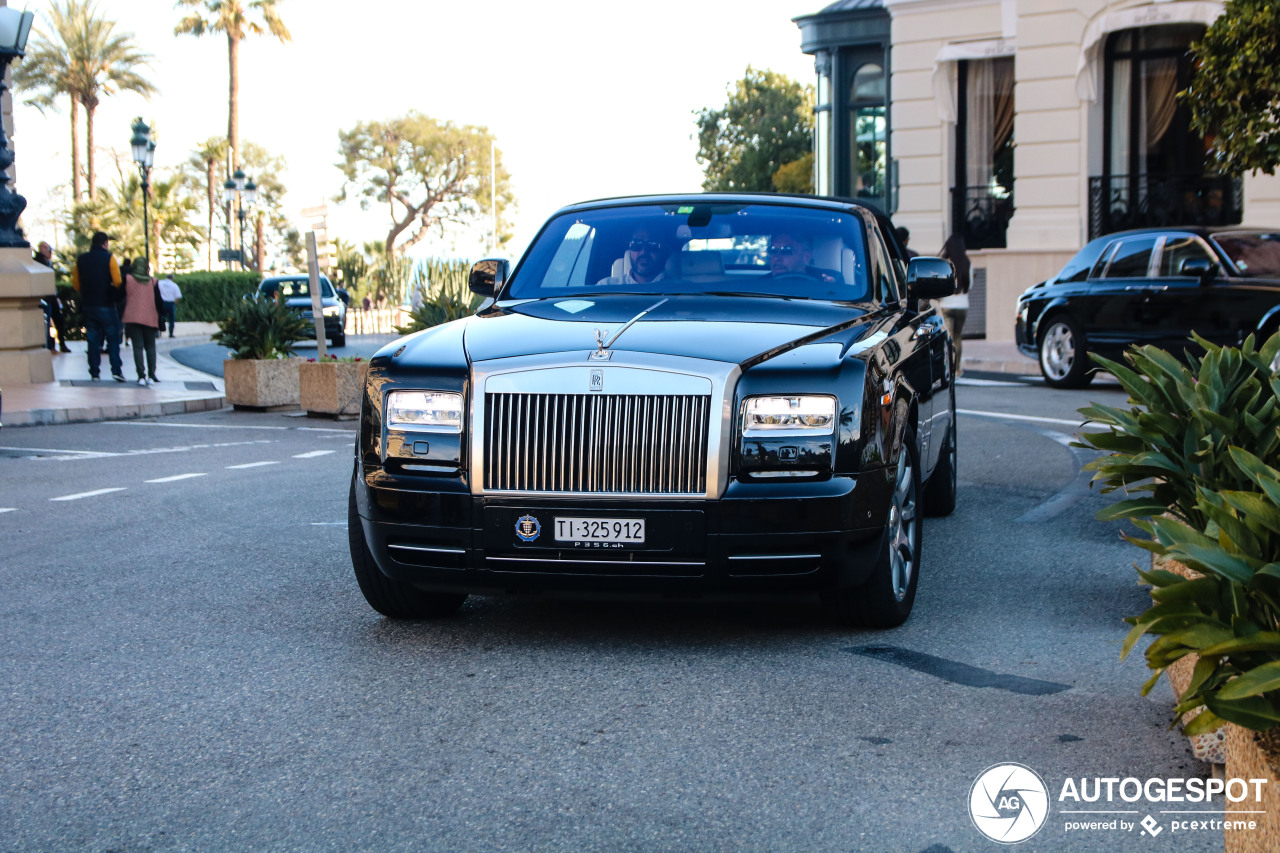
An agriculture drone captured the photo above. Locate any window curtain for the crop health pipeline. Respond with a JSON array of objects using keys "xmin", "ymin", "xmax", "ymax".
[
  {"xmin": 1143, "ymin": 56, "xmax": 1178, "ymax": 151},
  {"xmin": 964, "ymin": 57, "xmax": 1015, "ymax": 191}
]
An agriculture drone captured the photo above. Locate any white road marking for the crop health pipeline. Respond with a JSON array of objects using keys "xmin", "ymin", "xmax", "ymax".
[
  {"xmin": 109, "ymin": 422, "xmax": 288, "ymax": 430},
  {"xmin": 0, "ymin": 508, "xmax": 16, "ymax": 514},
  {"xmin": 296, "ymin": 427, "xmax": 358, "ymax": 434},
  {"xmin": 28, "ymin": 439, "xmax": 276, "ymax": 462},
  {"xmin": 0, "ymin": 445, "xmax": 113, "ymax": 458},
  {"xmin": 51, "ymin": 487, "xmax": 127, "ymax": 501},
  {"xmin": 226, "ymin": 461, "xmax": 280, "ymax": 469},
  {"xmin": 292, "ymin": 450, "xmax": 336, "ymax": 459},
  {"xmin": 145, "ymin": 473, "xmax": 208, "ymax": 484},
  {"xmin": 958, "ymin": 408, "xmax": 1088, "ymax": 428},
  {"xmin": 310, "ymin": 522, "xmax": 346, "ymax": 526},
  {"xmin": 956, "ymin": 376, "xmax": 1023, "ymax": 387}
]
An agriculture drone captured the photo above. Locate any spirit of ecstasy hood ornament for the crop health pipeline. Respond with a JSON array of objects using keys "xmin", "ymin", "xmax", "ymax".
[{"xmin": 588, "ymin": 298, "xmax": 669, "ymax": 362}]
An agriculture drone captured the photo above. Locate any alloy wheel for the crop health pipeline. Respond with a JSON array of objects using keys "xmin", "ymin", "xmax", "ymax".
[
  {"xmin": 889, "ymin": 448, "xmax": 918, "ymax": 601},
  {"xmin": 1040, "ymin": 321, "xmax": 1075, "ymax": 381}
]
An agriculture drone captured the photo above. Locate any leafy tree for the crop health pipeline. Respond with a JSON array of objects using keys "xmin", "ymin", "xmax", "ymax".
[
  {"xmin": 772, "ymin": 153, "xmax": 815, "ymax": 194},
  {"xmin": 14, "ymin": 0, "xmax": 156, "ymax": 200},
  {"xmin": 1182, "ymin": 0, "xmax": 1280, "ymax": 175},
  {"xmin": 174, "ymin": 0, "xmax": 291, "ymax": 174},
  {"xmin": 696, "ymin": 67, "xmax": 814, "ymax": 193},
  {"xmin": 336, "ymin": 111, "xmax": 514, "ymax": 256},
  {"xmin": 147, "ymin": 173, "xmax": 205, "ymax": 272},
  {"xmin": 183, "ymin": 138, "xmax": 295, "ymax": 271}
]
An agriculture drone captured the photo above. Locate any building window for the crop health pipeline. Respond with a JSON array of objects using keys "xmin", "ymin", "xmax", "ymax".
[
  {"xmin": 1090, "ymin": 24, "xmax": 1241, "ymax": 237},
  {"xmin": 851, "ymin": 62, "xmax": 886, "ymax": 206},
  {"xmin": 953, "ymin": 57, "xmax": 1015, "ymax": 249}
]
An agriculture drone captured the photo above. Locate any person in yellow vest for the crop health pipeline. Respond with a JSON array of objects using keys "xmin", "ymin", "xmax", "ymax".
[{"xmin": 70, "ymin": 231, "xmax": 124, "ymax": 381}]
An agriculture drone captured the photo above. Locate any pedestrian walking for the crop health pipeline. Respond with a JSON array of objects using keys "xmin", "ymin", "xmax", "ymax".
[
  {"xmin": 121, "ymin": 258, "xmax": 164, "ymax": 385},
  {"xmin": 156, "ymin": 272, "xmax": 181, "ymax": 337},
  {"xmin": 34, "ymin": 240, "xmax": 71, "ymax": 352},
  {"xmin": 938, "ymin": 233, "xmax": 972, "ymax": 375},
  {"xmin": 71, "ymin": 231, "xmax": 125, "ymax": 381}
]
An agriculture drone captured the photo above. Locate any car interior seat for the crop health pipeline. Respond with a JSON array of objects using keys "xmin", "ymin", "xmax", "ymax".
[{"xmin": 665, "ymin": 251, "xmax": 725, "ymax": 282}]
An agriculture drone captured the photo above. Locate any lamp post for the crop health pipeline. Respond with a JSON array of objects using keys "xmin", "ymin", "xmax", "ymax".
[
  {"xmin": 130, "ymin": 120, "xmax": 155, "ymax": 268},
  {"xmin": 0, "ymin": 8, "xmax": 35, "ymax": 248},
  {"xmin": 223, "ymin": 169, "xmax": 256, "ymax": 269}
]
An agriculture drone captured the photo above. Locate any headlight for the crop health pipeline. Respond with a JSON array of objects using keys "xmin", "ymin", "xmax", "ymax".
[
  {"xmin": 386, "ymin": 391, "xmax": 463, "ymax": 431},
  {"xmin": 323, "ymin": 305, "xmax": 341, "ymax": 317},
  {"xmin": 741, "ymin": 395, "xmax": 836, "ymax": 436}
]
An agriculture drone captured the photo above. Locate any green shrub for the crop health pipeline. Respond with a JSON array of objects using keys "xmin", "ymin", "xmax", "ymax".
[
  {"xmin": 211, "ymin": 295, "xmax": 310, "ymax": 360},
  {"xmin": 1076, "ymin": 333, "xmax": 1280, "ymax": 733},
  {"xmin": 171, "ymin": 271, "xmax": 262, "ymax": 322}
]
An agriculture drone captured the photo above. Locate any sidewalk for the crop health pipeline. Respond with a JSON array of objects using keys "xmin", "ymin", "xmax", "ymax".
[
  {"xmin": 1, "ymin": 322, "xmax": 225, "ymax": 427},
  {"xmin": 0, "ymin": 331, "xmax": 1040, "ymax": 428}
]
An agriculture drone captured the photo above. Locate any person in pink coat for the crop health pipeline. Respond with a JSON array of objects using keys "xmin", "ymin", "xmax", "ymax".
[{"xmin": 120, "ymin": 257, "xmax": 165, "ymax": 386}]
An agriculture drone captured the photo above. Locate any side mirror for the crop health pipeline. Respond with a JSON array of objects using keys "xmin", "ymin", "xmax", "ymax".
[
  {"xmin": 469, "ymin": 258, "xmax": 509, "ymax": 298},
  {"xmin": 337, "ymin": 287, "xmax": 351, "ymax": 306},
  {"xmin": 907, "ymin": 257, "xmax": 956, "ymax": 301},
  {"xmin": 1179, "ymin": 257, "xmax": 1217, "ymax": 285}
]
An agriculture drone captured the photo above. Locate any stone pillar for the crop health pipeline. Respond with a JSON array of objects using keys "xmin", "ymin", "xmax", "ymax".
[{"xmin": 0, "ymin": 4, "xmax": 55, "ymax": 386}]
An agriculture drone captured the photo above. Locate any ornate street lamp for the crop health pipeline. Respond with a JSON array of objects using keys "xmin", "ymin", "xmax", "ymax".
[
  {"xmin": 222, "ymin": 170, "xmax": 256, "ymax": 269},
  {"xmin": 0, "ymin": 8, "xmax": 36, "ymax": 248},
  {"xmin": 130, "ymin": 119, "xmax": 154, "ymax": 268}
]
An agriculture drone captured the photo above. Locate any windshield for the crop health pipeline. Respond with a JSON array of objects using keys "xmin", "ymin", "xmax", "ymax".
[
  {"xmin": 1210, "ymin": 231, "xmax": 1280, "ymax": 278},
  {"xmin": 263, "ymin": 278, "xmax": 335, "ymax": 299},
  {"xmin": 507, "ymin": 203, "xmax": 871, "ymax": 302}
]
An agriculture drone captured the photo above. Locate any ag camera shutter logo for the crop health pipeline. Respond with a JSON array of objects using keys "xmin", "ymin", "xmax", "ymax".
[{"xmin": 968, "ymin": 763, "xmax": 1050, "ymax": 844}]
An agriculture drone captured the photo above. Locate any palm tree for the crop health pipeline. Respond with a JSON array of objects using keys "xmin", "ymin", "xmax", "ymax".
[
  {"xmin": 186, "ymin": 136, "xmax": 228, "ymax": 268},
  {"xmin": 17, "ymin": 2, "xmax": 156, "ymax": 201},
  {"xmin": 174, "ymin": 1, "xmax": 291, "ymax": 174},
  {"xmin": 147, "ymin": 173, "xmax": 205, "ymax": 272},
  {"xmin": 14, "ymin": 1, "xmax": 91, "ymax": 199}
]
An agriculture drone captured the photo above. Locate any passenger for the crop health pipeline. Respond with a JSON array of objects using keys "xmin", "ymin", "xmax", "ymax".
[{"xmin": 597, "ymin": 228, "xmax": 669, "ymax": 285}]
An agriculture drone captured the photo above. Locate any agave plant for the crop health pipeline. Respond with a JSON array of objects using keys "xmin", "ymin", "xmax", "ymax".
[
  {"xmin": 396, "ymin": 259, "xmax": 483, "ymax": 335},
  {"xmin": 212, "ymin": 295, "xmax": 309, "ymax": 360}
]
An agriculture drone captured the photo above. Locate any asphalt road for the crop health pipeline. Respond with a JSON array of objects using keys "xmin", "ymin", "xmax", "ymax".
[{"xmin": 0, "ymin": 374, "xmax": 1222, "ymax": 852}]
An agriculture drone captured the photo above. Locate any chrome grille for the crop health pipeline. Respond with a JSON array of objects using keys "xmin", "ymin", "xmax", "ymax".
[{"xmin": 484, "ymin": 393, "xmax": 711, "ymax": 494}]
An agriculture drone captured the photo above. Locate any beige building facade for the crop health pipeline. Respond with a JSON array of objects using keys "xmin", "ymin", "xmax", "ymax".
[{"xmin": 800, "ymin": 0, "xmax": 1280, "ymax": 343}]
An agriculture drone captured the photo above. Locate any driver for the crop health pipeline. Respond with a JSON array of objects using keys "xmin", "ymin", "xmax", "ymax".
[
  {"xmin": 767, "ymin": 233, "xmax": 815, "ymax": 276},
  {"xmin": 597, "ymin": 227, "xmax": 670, "ymax": 285}
]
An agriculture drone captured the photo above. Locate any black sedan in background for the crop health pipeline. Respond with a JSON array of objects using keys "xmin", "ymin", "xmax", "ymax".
[
  {"xmin": 258, "ymin": 274, "xmax": 350, "ymax": 347},
  {"xmin": 1016, "ymin": 227, "xmax": 1280, "ymax": 387},
  {"xmin": 349, "ymin": 193, "xmax": 958, "ymax": 628}
]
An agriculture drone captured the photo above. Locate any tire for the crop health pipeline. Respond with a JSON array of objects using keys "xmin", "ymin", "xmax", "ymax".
[
  {"xmin": 1037, "ymin": 315, "xmax": 1094, "ymax": 388},
  {"xmin": 332, "ymin": 331, "xmax": 346, "ymax": 348},
  {"xmin": 825, "ymin": 425, "xmax": 922, "ymax": 628},
  {"xmin": 923, "ymin": 395, "xmax": 957, "ymax": 517},
  {"xmin": 348, "ymin": 477, "xmax": 467, "ymax": 619}
]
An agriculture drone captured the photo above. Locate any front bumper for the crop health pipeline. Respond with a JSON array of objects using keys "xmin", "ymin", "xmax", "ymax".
[{"xmin": 354, "ymin": 470, "xmax": 890, "ymax": 598}]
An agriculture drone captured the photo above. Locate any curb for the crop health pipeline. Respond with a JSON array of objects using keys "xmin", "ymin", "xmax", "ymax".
[{"xmin": 2, "ymin": 395, "xmax": 226, "ymax": 427}]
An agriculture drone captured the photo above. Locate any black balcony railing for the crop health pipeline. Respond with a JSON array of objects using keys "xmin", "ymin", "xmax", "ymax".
[
  {"xmin": 950, "ymin": 185, "xmax": 1014, "ymax": 250},
  {"xmin": 1088, "ymin": 173, "xmax": 1242, "ymax": 239}
]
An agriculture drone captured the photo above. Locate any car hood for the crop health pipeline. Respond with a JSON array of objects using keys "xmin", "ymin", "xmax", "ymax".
[{"xmin": 444, "ymin": 294, "xmax": 878, "ymax": 365}]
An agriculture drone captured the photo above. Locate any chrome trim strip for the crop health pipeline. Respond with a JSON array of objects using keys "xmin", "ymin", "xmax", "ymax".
[
  {"xmin": 727, "ymin": 553, "xmax": 822, "ymax": 561},
  {"xmin": 487, "ymin": 555, "xmax": 705, "ymax": 566},
  {"xmin": 400, "ymin": 464, "xmax": 460, "ymax": 473},
  {"xmin": 388, "ymin": 544, "xmax": 467, "ymax": 555},
  {"xmin": 470, "ymin": 351, "xmax": 740, "ymax": 500}
]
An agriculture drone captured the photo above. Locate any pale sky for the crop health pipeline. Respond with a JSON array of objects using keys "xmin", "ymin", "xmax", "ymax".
[{"xmin": 12, "ymin": 0, "xmax": 822, "ymax": 266}]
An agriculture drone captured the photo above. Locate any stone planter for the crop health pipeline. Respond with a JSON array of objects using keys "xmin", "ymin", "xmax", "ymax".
[
  {"xmin": 222, "ymin": 357, "xmax": 302, "ymax": 409},
  {"xmin": 299, "ymin": 359, "xmax": 369, "ymax": 417},
  {"xmin": 1225, "ymin": 725, "xmax": 1280, "ymax": 852},
  {"xmin": 1153, "ymin": 553, "xmax": 1229, "ymax": 764}
]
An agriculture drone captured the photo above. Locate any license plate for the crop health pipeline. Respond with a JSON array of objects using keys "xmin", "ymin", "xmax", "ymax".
[{"xmin": 554, "ymin": 516, "xmax": 645, "ymax": 544}]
